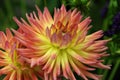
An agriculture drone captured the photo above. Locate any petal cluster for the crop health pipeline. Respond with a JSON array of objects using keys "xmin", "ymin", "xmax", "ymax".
[
  {"xmin": 0, "ymin": 5, "xmax": 110, "ymax": 80},
  {"xmin": 0, "ymin": 29, "xmax": 43, "ymax": 80}
]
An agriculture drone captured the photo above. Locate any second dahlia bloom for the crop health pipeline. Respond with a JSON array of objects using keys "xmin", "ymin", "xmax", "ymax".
[
  {"xmin": 13, "ymin": 5, "xmax": 110, "ymax": 80},
  {"xmin": 0, "ymin": 29, "xmax": 43, "ymax": 80}
]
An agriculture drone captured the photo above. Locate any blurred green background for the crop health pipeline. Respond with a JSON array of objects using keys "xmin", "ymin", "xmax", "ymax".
[{"xmin": 0, "ymin": 0, "xmax": 120, "ymax": 80}]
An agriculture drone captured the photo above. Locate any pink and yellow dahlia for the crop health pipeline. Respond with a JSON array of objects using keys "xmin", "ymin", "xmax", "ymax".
[
  {"xmin": 0, "ymin": 29, "xmax": 43, "ymax": 80},
  {"xmin": 13, "ymin": 5, "xmax": 110, "ymax": 80}
]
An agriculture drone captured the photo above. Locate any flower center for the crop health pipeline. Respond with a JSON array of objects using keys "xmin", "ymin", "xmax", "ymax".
[{"xmin": 4, "ymin": 51, "xmax": 22, "ymax": 70}]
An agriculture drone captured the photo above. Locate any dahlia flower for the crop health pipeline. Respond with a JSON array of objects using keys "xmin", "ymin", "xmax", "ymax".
[
  {"xmin": 0, "ymin": 29, "xmax": 43, "ymax": 80},
  {"xmin": 13, "ymin": 5, "xmax": 110, "ymax": 80}
]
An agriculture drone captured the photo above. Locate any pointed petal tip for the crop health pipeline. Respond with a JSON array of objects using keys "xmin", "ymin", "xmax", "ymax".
[
  {"xmin": 107, "ymin": 65, "xmax": 112, "ymax": 69},
  {"xmin": 13, "ymin": 16, "xmax": 19, "ymax": 22},
  {"xmin": 11, "ymin": 28, "xmax": 16, "ymax": 34},
  {"xmin": 13, "ymin": 16, "xmax": 17, "ymax": 20},
  {"xmin": 6, "ymin": 28, "xmax": 10, "ymax": 31},
  {"xmin": 107, "ymin": 38, "xmax": 112, "ymax": 41},
  {"xmin": 35, "ymin": 5, "xmax": 38, "ymax": 9},
  {"xmin": 61, "ymin": 4, "xmax": 66, "ymax": 11},
  {"xmin": 30, "ymin": 63, "xmax": 35, "ymax": 68},
  {"xmin": 61, "ymin": 4, "xmax": 65, "ymax": 7}
]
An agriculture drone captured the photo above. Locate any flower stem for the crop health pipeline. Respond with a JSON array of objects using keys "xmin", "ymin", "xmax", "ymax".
[
  {"xmin": 4, "ymin": 0, "xmax": 13, "ymax": 18},
  {"xmin": 102, "ymin": 59, "xmax": 112, "ymax": 80},
  {"xmin": 21, "ymin": 0, "xmax": 27, "ymax": 17},
  {"xmin": 44, "ymin": 0, "xmax": 47, "ymax": 6},
  {"xmin": 108, "ymin": 59, "xmax": 120, "ymax": 80}
]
